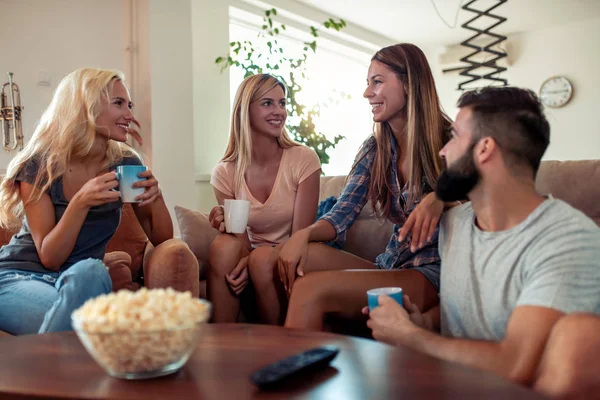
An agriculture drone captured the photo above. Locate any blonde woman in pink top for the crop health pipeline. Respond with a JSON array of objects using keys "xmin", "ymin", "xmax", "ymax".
[{"xmin": 208, "ymin": 74, "xmax": 321, "ymax": 324}]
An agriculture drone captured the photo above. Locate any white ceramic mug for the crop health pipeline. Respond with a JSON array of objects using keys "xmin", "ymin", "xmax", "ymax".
[
  {"xmin": 116, "ymin": 165, "xmax": 147, "ymax": 203},
  {"xmin": 223, "ymin": 199, "xmax": 250, "ymax": 234}
]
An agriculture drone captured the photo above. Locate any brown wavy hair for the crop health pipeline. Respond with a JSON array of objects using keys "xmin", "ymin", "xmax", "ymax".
[{"xmin": 357, "ymin": 43, "xmax": 451, "ymax": 218}]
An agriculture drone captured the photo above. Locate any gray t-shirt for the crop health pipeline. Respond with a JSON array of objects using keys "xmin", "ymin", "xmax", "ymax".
[
  {"xmin": 0, "ymin": 156, "xmax": 142, "ymax": 273},
  {"xmin": 439, "ymin": 198, "xmax": 600, "ymax": 341}
]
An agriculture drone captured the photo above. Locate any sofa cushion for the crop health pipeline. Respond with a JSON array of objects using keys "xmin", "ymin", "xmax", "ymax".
[
  {"xmin": 143, "ymin": 238, "xmax": 200, "ymax": 297},
  {"xmin": 345, "ymin": 218, "xmax": 394, "ymax": 263},
  {"xmin": 104, "ymin": 251, "xmax": 141, "ymax": 292},
  {"xmin": 319, "ymin": 176, "xmax": 346, "ymax": 202},
  {"xmin": 174, "ymin": 205, "xmax": 219, "ymax": 279},
  {"xmin": 320, "ymin": 160, "xmax": 600, "ymax": 260},
  {"xmin": 176, "ymin": 159, "xmax": 600, "ymax": 273},
  {"xmin": 106, "ymin": 204, "xmax": 148, "ymax": 280},
  {"xmin": 535, "ymin": 160, "xmax": 600, "ymax": 227},
  {"xmin": 320, "ymin": 175, "xmax": 382, "ymax": 221},
  {"xmin": 320, "ymin": 175, "xmax": 394, "ymax": 261}
]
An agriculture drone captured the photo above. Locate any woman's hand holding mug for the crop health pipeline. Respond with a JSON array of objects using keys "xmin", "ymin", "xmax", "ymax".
[
  {"xmin": 209, "ymin": 205, "xmax": 226, "ymax": 233},
  {"xmin": 73, "ymin": 172, "xmax": 120, "ymax": 209},
  {"xmin": 209, "ymin": 200, "xmax": 250, "ymax": 234}
]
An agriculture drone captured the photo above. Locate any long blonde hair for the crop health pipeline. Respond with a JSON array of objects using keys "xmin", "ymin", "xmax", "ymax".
[
  {"xmin": 222, "ymin": 74, "xmax": 298, "ymax": 194},
  {"xmin": 0, "ymin": 67, "xmax": 139, "ymax": 230},
  {"xmin": 357, "ymin": 43, "xmax": 451, "ymax": 218}
]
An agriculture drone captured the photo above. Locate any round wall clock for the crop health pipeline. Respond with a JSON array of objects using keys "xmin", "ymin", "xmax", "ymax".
[{"xmin": 539, "ymin": 76, "xmax": 573, "ymax": 108}]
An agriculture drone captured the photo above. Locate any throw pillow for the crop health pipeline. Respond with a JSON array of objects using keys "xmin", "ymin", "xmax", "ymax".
[{"xmin": 174, "ymin": 205, "xmax": 219, "ymax": 274}]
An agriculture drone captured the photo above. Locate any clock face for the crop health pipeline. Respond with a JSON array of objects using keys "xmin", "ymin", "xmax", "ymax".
[{"xmin": 539, "ymin": 76, "xmax": 573, "ymax": 108}]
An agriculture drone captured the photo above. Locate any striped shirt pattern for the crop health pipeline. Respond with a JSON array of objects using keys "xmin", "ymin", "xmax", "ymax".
[{"xmin": 320, "ymin": 135, "xmax": 441, "ymax": 271}]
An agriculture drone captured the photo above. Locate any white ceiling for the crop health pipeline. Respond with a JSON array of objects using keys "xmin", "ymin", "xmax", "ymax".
[{"xmin": 294, "ymin": 0, "xmax": 600, "ymax": 46}]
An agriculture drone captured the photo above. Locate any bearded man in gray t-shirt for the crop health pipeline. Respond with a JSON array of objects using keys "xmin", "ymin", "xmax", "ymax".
[{"xmin": 364, "ymin": 86, "xmax": 600, "ymax": 399}]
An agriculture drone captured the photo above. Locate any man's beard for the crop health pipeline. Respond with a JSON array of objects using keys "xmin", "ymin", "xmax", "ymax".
[{"xmin": 435, "ymin": 145, "xmax": 481, "ymax": 202}]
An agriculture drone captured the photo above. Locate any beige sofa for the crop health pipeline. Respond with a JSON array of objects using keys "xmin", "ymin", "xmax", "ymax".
[{"xmin": 175, "ymin": 160, "xmax": 600, "ymax": 300}]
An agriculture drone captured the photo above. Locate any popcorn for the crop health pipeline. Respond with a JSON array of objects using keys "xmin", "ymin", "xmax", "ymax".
[{"xmin": 72, "ymin": 288, "xmax": 211, "ymax": 376}]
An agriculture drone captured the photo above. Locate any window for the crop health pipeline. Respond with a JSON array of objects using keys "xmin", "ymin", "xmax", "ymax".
[{"xmin": 229, "ymin": 10, "xmax": 373, "ymax": 176}]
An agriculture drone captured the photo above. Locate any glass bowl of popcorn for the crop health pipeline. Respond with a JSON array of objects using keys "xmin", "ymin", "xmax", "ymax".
[{"xmin": 72, "ymin": 288, "xmax": 212, "ymax": 380}]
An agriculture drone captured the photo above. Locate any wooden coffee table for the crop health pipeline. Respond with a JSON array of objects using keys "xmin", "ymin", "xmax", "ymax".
[{"xmin": 0, "ymin": 324, "xmax": 544, "ymax": 399}]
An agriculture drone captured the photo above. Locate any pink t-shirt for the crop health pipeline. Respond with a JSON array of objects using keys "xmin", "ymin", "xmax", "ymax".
[{"xmin": 210, "ymin": 145, "xmax": 321, "ymax": 247}]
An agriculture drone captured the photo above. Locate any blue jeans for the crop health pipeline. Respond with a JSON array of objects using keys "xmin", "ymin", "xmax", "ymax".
[{"xmin": 0, "ymin": 258, "xmax": 112, "ymax": 335}]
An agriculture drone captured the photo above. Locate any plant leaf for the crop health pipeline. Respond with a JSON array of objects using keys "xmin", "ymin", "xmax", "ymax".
[{"xmin": 214, "ymin": 6, "xmax": 348, "ymax": 167}]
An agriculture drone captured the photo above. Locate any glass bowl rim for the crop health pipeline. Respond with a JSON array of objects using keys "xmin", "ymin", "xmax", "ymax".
[{"xmin": 71, "ymin": 299, "xmax": 212, "ymax": 335}]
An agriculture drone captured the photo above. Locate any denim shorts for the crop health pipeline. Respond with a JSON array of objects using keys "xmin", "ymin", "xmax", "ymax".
[
  {"xmin": 375, "ymin": 262, "xmax": 441, "ymax": 293},
  {"xmin": 411, "ymin": 263, "xmax": 441, "ymax": 293}
]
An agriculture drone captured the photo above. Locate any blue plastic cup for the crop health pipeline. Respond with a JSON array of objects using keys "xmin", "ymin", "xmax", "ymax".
[
  {"xmin": 116, "ymin": 165, "xmax": 147, "ymax": 203},
  {"xmin": 367, "ymin": 287, "xmax": 403, "ymax": 311}
]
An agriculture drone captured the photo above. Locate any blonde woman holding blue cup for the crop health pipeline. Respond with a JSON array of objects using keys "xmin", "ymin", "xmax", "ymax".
[
  {"xmin": 0, "ymin": 68, "xmax": 173, "ymax": 335},
  {"xmin": 208, "ymin": 74, "xmax": 321, "ymax": 324}
]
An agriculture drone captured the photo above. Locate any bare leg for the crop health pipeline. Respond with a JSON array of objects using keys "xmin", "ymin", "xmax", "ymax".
[
  {"xmin": 248, "ymin": 245, "xmax": 287, "ymax": 325},
  {"xmin": 533, "ymin": 313, "xmax": 600, "ymax": 399},
  {"xmin": 302, "ymin": 242, "xmax": 377, "ymax": 274},
  {"xmin": 207, "ymin": 233, "xmax": 251, "ymax": 323},
  {"xmin": 285, "ymin": 244, "xmax": 438, "ymax": 331}
]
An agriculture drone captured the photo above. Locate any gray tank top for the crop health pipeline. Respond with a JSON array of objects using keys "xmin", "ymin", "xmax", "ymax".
[{"xmin": 0, "ymin": 156, "xmax": 142, "ymax": 273}]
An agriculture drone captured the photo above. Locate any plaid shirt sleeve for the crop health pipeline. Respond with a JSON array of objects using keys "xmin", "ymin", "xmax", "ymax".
[{"xmin": 319, "ymin": 137, "xmax": 375, "ymax": 246}]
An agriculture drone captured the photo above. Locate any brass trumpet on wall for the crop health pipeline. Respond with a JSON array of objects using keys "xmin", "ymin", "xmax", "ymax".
[{"xmin": 1, "ymin": 72, "xmax": 24, "ymax": 151}]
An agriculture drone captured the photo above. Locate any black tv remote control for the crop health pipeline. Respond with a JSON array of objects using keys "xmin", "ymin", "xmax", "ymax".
[{"xmin": 250, "ymin": 346, "xmax": 339, "ymax": 388}]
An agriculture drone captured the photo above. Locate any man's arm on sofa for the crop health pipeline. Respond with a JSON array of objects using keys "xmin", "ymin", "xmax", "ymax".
[{"xmin": 368, "ymin": 297, "xmax": 564, "ymax": 386}]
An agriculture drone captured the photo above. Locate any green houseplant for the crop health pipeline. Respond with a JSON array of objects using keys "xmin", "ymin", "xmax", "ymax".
[{"xmin": 215, "ymin": 8, "xmax": 347, "ymax": 166}]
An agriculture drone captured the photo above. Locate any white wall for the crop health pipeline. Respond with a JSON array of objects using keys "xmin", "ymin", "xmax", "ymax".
[
  {"xmin": 3, "ymin": 2, "xmax": 598, "ymax": 217},
  {"xmin": 0, "ymin": 0, "xmax": 224, "ymax": 225},
  {"xmin": 128, "ymin": 0, "xmax": 153, "ymax": 164},
  {"xmin": 148, "ymin": 0, "xmax": 198, "ymax": 225},
  {"xmin": 0, "ymin": 0, "xmax": 128, "ymax": 173},
  {"xmin": 190, "ymin": 0, "xmax": 231, "ymax": 213},
  {"xmin": 431, "ymin": 17, "xmax": 600, "ymax": 161},
  {"xmin": 146, "ymin": 0, "xmax": 231, "ymax": 215},
  {"xmin": 182, "ymin": 7, "xmax": 600, "ymax": 213}
]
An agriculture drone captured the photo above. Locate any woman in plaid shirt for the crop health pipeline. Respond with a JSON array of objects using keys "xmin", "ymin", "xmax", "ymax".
[{"xmin": 279, "ymin": 43, "xmax": 456, "ymax": 331}]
